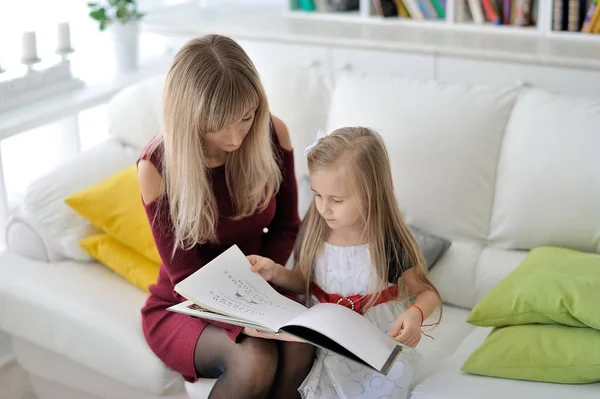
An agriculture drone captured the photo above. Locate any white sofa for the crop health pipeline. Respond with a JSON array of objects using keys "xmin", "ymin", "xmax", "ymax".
[{"xmin": 0, "ymin": 66, "xmax": 599, "ymax": 399}]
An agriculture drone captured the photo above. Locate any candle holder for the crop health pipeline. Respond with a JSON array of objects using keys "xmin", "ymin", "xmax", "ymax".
[
  {"xmin": 21, "ymin": 57, "xmax": 42, "ymax": 72},
  {"xmin": 0, "ymin": 23, "xmax": 83, "ymax": 112},
  {"xmin": 56, "ymin": 48, "xmax": 75, "ymax": 63}
]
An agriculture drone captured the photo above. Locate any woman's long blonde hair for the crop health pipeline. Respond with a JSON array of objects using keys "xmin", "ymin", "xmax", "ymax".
[
  {"xmin": 295, "ymin": 127, "xmax": 442, "ymax": 319},
  {"xmin": 160, "ymin": 35, "xmax": 281, "ymax": 249}
]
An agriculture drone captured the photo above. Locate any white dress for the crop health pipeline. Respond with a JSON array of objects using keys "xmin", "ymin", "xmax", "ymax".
[{"xmin": 299, "ymin": 243, "xmax": 422, "ymax": 399}]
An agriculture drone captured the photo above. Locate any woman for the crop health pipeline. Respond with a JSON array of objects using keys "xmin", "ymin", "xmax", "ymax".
[{"xmin": 137, "ymin": 35, "xmax": 314, "ymax": 399}]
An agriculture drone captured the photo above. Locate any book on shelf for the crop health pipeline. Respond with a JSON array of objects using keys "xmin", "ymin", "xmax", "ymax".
[
  {"xmin": 456, "ymin": 0, "xmax": 536, "ymax": 26},
  {"xmin": 568, "ymin": 0, "xmax": 587, "ymax": 31},
  {"xmin": 376, "ymin": 0, "xmax": 445, "ymax": 19},
  {"xmin": 168, "ymin": 245, "xmax": 403, "ymax": 375},
  {"xmin": 297, "ymin": 0, "xmax": 360, "ymax": 12},
  {"xmin": 381, "ymin": 0, "xmax": 399, "ymax": 16},
  {"xmin": 552, "ymin": 0, "xmax": 600, "ymax": 32},
  {"xmin": 482, "ymin": 0, "xmax": 501, "ymax": 24},
  {"xmin": 581, "ymin": 0, "xmax": 600, "ymax": 32}
]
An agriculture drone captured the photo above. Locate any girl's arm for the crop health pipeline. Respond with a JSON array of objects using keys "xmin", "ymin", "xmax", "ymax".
[
  {"xmin": 389, "ymin": 267, "xmax": 440, "ymax": 347},
  {"xmin": 272, "ymin": 265, "xmax": 306, "ymax": 294},
  {"xmin": 247, "ymin": 255, "xmax": 306, "ymax": 294},
  {"xmin": 403, "ymin": 267, "xmax": 439, "ymax": 321}
]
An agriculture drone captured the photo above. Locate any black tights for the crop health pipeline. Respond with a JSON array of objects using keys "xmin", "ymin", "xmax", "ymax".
[{"xmin": 194, "ymin": 325, "xmax": 315, "ymax": 399}]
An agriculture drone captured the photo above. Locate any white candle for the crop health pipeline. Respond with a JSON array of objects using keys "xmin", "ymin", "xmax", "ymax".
[
  {"xmin": 22, "ymin": 31, "xmax": 38, "ymax": 61},
  {"xmin": 57, "ymin": 22, "xmax": 72, "ymax": 52}
]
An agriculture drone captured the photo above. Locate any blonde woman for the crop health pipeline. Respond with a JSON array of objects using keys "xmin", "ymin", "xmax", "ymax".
[
  {"xmin": 137, "ymin": 35, "xmax": 314, "ymax": 399},
  {"xmin": 249, "ymin": 127, "xmax": 443, "ymax": 398}
]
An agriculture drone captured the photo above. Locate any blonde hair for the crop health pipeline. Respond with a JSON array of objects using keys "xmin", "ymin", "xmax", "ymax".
[
  {"xmin": 295, "ymin": 127, "xmax": 442, "ymax": 319},
  {"xmin": 161, "ymin": 35, "xmax": 281, "ymax": 249}
]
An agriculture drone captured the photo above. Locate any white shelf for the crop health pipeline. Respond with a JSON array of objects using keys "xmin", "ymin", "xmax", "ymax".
[
  {"xmin": 284, "ymin": 9, "xmax": 361, "ymax": 22},
  {"xmin": 0, "ymin": 56, "xmax": 172, "ymax": 141},
  {"xmin": 548, "ymin": 30, "xmax": 600, "ymax": 42},
  {"xmin": 143, "ymin": 2, "xmax": 600, "ymax": 71},
  {"xmin": 448, "ymin": 22, "xmax": 540, "ymax": 36},
  {"xmin": 283, "ymin": 0, "xmax": 600, "ymax": 41}
]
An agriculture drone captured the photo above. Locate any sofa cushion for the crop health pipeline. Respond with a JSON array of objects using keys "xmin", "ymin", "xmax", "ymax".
[
  {"xmin": 0, "ymin": 252, "xmax": 182, "ymax": 396},
  {"xmin": 468, "ymin": 246, "xmax": 600, "ymax": 329},
  {"xmin": 409, "ymin": 225, "xmax": 451, "ymax": 269},
  {"xmin": 107, "ymin": 75, "xmax": 165, "ymax": 151},
  {"xmin": 65, "ymin": 164, "xmax": 161, "ymax": 264},
  {"xmin": 489, "ymin": 89, "xmax": 600, "ymax": 253},
  {"xmin": 427, "ymin": 241, "xmax": 483, "ymax": 309},
  {"xmin": 326, "ymin": 71, "xmax": 519, "ymax": 243},
  {"xmin": 462, "ymin": 324, "xmax": 600, "ymax": 384},
  {"xmin": 412, "ymin": 327, "xmax": 600, "ymax": 399},
  {"xmin": 23, "ymin": 139, "xmax": 139, "ymax": 261},
  {"xmin": 414, "ymin": 305, "xmax": 474, "ymax": 381},
  {"xmin": 80, "ymin": 234, "xmax": 159, "ymax": 292},
  {"xmin": 260, "ymin": 62, "xmax": 332, "ymax": 179}
]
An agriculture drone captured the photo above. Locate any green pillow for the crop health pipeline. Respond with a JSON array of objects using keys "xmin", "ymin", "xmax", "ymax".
[
  {"xmin": 467, "ymin": 246, "xmax": 600, "ymax": 330},
  {"xmin": 461, "ymin": 324, "xmax": 600, "ymax": 384}
]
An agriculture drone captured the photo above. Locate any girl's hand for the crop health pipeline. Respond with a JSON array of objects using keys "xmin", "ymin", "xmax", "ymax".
[
  {"xmin": 247, "ymin": 255, "xmax": 278, "ymax": 282},
  {"xmin": 242, "ymin": 327, "xmax": 307, "ymax": 343},
  {"xmin": 390, "ymin": 308, "xmax": 422, "ymax": 347}
]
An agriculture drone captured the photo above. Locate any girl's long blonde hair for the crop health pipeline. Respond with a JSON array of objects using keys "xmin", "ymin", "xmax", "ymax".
[
  {"xmin": 161, "ymin": 35, "xmax": 281, "ymax": 249},
  {"xmin": 295, "ymin": 127, "xmax": 442, "ymax": 319}
]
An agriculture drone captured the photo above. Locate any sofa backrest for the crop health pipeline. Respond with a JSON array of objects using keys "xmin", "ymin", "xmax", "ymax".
[
  {"xmin": 326, "ymin": 72, "xmax": 600, "ymax": 308},
  {"xmin": 106, "ymin": 68, "xmax": 600, "ymax": 309}
]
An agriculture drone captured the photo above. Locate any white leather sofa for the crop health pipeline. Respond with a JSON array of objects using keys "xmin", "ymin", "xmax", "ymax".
[{"xmin": 0, "ymin": 66, "xmax": 599, "ymax": 399}]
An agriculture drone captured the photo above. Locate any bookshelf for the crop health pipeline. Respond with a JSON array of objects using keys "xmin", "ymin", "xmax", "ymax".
[{"xmin": 284, "ymin": 0, "xmax": 600, "ymax": 40}]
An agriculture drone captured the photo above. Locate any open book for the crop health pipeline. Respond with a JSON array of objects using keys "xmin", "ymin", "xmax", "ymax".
[{"xmin": 168, "ymin": 245, "xmax": 402, "ymax": 375}]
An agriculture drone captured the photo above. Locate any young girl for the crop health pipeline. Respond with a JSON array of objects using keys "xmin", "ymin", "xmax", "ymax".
[{"xmin": 248, "ymin": 126, "xmax": 443, "ymax": 399}]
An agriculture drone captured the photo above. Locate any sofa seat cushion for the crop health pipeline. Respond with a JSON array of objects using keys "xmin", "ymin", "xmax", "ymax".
[
  {"xmin": 415, "ymin": 305, "xmax": 474, "ymax": 381},
  {"xmin": 411, "ymin": 327, "xmax": 600, "ymax": 399},
  {"xmin": 0, "ymin": 252, "xmax": 183, "ymax": 396}
]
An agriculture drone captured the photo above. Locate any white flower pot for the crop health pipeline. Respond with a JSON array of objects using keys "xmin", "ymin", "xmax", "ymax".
[{"xmin": 109, "ymin": 22, "xmax": 139, "ymax": 72}]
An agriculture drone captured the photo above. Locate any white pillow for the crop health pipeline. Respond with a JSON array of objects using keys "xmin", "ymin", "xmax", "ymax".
[
  {"xmin": 108, "ymin": 75, "xmax": 165, "ymax": 151},
  {"xmin": 23, "ymin": 139, "xmax": 139, "ymax": 261},
  {"xmin": 261, "ymin": 63, "xmax": 332, "ymax": 179}
]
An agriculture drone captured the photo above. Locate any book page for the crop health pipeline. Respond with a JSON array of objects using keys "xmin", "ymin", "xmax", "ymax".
[
  {"xmin": 282, "ymin": 303, "xmax": 402, "ymax": 374},
  {"xmin": 174, "ymin": 245, "xmax": 307, "ymax": 331},
  {"xmin": 168, "ymin": 301, "xmax": 275, "ymax": 333}
]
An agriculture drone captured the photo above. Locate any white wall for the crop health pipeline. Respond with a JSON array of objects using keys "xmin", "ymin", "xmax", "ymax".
[{"xmin": 0, "ymin": 331, "xmax": 12, "ymax": 366}]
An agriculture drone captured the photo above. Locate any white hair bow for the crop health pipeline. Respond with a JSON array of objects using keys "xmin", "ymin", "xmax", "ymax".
[{"xmin": 304, "ymin": 129, "xmax": 329, "ymax": 158}]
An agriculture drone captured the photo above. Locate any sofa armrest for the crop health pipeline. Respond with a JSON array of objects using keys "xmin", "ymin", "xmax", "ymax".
[
  {"xmin": 11, "ymin": 139, "xmax": 139, "ymax": 262},
  {"xmin": 5, "ymin": 205, "xmax": 66, "ymax": 262}
]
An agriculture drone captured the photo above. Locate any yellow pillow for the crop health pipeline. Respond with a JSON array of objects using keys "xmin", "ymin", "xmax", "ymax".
[
  {"xmin": 80, "ymin": 234, "xmax": 159, "ymax": 292},
  {"xmin": 65, "ymin": 164, "xmax": 161, "ymax": 264}
]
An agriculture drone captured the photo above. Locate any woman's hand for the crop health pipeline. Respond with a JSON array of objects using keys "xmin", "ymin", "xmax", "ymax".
[
  {"xmin": 243, "ymin": 327, "xmax": 307, "ymax": 343},
  {"xmin": 247, "ymin": 255, "xmax": 279, "ymax": 282},
  {"xmin": 389, "ymin": 308, "xmax": 422, "ymax": 347}
]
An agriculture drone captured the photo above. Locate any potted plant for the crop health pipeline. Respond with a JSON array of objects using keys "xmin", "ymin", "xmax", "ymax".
[{"xmin": 87, "ymin": 0, "xmax": 145, "ymax": 71}]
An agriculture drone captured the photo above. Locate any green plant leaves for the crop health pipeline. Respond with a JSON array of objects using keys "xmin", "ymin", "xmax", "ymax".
[
  {"xmin": 89, "ymin": 8, "xmax": 107, "ymax": 22},
  {"xmin": 87, "ymin": 0, "xmax": 144, "ymax": 31}
]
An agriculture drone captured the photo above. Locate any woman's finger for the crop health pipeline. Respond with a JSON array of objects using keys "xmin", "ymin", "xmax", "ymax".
[{"xmin": 246, "ymin": 255, "xmax": 258, "ymax": 265}]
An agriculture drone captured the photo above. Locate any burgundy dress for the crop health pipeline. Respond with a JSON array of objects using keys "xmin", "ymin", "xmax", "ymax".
[{"xmin": 139, "ymin": 121, "xmax": 300, "ymax": 382}]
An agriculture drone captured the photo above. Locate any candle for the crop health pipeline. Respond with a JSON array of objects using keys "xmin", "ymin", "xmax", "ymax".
[
  {"xmin": 21, "ymin": 31, "xmax": 38, "ymax": 62},
  {"xmin": 57, "ymin": 22, "xmax": 72, "ymax": 52}
]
